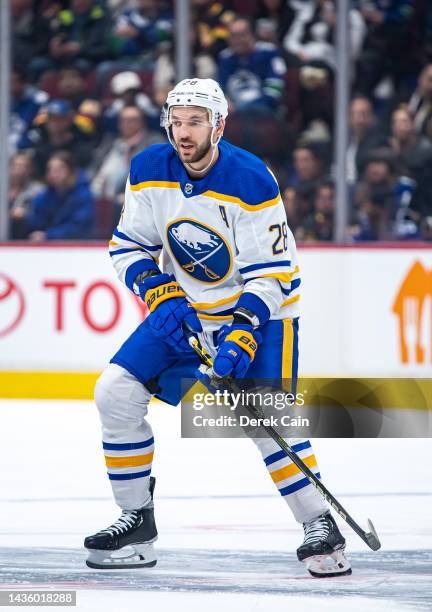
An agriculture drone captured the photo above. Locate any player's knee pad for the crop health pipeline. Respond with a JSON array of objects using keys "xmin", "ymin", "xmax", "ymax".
[{"xmin": 94, "ymin": 363, "xmax": 151, "ymax": 429}]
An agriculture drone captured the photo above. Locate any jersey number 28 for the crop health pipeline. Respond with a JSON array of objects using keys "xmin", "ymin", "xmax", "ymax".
[{"xmin": 269, "ymin": 222, "xmax": 288, "ymax": 254}]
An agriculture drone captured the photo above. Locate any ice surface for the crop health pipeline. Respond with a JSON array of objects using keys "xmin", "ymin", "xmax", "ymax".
[{"xmin": 0, "ymin": 400, "xmax": 431, "ymax": 611}]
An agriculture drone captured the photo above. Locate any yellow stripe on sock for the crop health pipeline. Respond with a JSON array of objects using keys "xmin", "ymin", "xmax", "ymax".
[
  {"xmin": 105, "ymin": 452, "xmax": 154, "ymax": 468},
  {"xmin": 270, "ymin": 454, "xmax": 317, "ymax": 484}
]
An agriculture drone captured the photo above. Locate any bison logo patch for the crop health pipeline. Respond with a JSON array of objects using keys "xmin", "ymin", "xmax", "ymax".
[{"xmin": 166, "ymin": 218, "xmax": 232, "ymax": 283}]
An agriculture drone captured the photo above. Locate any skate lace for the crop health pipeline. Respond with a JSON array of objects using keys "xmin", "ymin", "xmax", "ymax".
[
  {"xmin": 303, "ymin": 515, "xmax": 330, "ymax": 545},
  {"xmin": 101, "ymin": 511, "xmax": 139, "ymax": 536}
]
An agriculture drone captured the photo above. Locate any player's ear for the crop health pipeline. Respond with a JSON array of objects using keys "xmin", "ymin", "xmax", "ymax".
[{"xmin": 216, "ymin": 117, "xmax": 225, "ymax": 139}]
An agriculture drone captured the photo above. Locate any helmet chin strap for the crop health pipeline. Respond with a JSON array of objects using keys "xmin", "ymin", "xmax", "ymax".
[{"xmin": 183, "ymin": 127, "xmax": 221, "ymax": 176}]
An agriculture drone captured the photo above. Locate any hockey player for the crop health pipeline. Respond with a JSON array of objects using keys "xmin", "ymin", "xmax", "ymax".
[{"xmin": 84, "ymin": 78, "xmax": 351, "ymax": 577}]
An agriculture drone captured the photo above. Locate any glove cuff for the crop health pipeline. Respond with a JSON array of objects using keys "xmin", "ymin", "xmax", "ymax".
[
  {"xmin": 224, "ymin": 328, "xmax": 258, "ymax": 361},
  {"xmin": 236, "ymin": 292, "xmax": 270, "ymax": 326},
  {"xmin": 233, "ymin": 306, "xmax": 259, "ymax": 328},
  {"xmin": 145, "ymin": 280, "xmax": 186, "ymax": 312}
]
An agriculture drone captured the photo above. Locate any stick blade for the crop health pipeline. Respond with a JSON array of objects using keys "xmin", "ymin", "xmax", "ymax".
[{"xmin": 364, "ymin": 518, "xmax": 381, "ymax": 551}]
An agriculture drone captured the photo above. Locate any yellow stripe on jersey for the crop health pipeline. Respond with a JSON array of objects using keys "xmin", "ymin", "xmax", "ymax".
[
  {"xmin": 105, "ymin": 452, "xmax": 154, "ymax": 468},
  {"xmin": 282, "ymin": 294, "xmax": 300, "ymax": 308},
  {"xmin": 270, "ymin": 454, "xmax": 317, "ymax": 483},
  {"xmin": 201, "ymin": 190, "xmax": 281, "ymax": 211},
  {"xmin": 260, "ymin": 272, "xmax": 296, "ymax": 283},
  {"xmin": 130, "ymin": 180, "xmax": 180, "ymax": 191},
  {"xmin": 197, "ymin": 313, "xmax": 234, "ymax": 320},
  {"xmin": 257, "ymin": 265, "xmax": 300, "ymax": 283},
  {"xmin": 128, "ymin": 181, "xmax": 280, "ymax": 211},
  {"xmin": 109, "ymin": 240, "xmax": 143, "ymax": 250},
  {"xmin": 284, "ymin": 264, "xmax": 300, "ymax": 279},
  {"xmin": 191, "ymin": 290, "xmax": 242, "ymax": 310},
  {"xmin": 282, "ymin": 319, "xmax": 294, "ymax": 379}
]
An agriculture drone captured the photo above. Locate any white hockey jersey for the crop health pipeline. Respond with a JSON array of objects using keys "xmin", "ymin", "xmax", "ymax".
[{"xmin": 109, "ymin": 139, "xmax": 301, "ymax": 332}]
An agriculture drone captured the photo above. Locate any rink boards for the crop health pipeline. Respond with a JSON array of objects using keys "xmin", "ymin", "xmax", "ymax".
[{"xmin": 0, "ymin": 243, "xmax": 432, "ymax": 397}]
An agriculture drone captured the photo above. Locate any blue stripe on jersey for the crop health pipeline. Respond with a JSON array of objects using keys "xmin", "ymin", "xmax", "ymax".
[
  {"xmin": 103, "ymin": 438, "xmax": 154, "ymax": 451},
  {"xmin": 109, "ymin": 247, "xmax": 146, "ymax": 257},
  {"xmin": 108, "ymin": 469, "xmax": 151, "ymax": 481},
  {"xmin": 279, "ymin": 473, "xmax": 321, "ymax": 496},
  {"xmin": 264, "ymin": 440, "xmax": 312, "ymax": 465},
  {"xmin": 113, "ymin": 228, "xmax": 162, "ymax": 251},
  {"xmin": 281, "ymin": 278, "xmax": 301, "ymax": 296},
  {"xmin": 239, "ymin": 261, "xmax": 291, "ymax": 274}
]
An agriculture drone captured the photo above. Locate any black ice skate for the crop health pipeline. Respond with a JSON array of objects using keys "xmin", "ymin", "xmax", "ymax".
[
  {"xmin": 84, "ymin": 477, "xmax": 158, "ymax": 569},
  {"xmin": 297, "ymin": 512, "xmax": 352, "ymax": 578}
]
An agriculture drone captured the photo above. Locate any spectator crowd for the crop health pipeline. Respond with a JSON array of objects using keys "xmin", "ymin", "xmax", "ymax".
[{"xmin": 8, "ymin": 0, "xmax": 432, "ymax": 242}]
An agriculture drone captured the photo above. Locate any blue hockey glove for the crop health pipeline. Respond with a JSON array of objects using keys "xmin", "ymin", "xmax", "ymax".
[
  {"xmin": 139, "ymin": 273, "xmax": 202, "ymax": 351},
  {"xmin": 212, "ymin": 323, "xmax": 262, "ymax": 379}
]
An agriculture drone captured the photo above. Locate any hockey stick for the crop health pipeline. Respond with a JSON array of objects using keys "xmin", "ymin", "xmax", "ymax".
[{"xmin": 182, "ymin": 323, "xmax": 381, "ymax": 552}]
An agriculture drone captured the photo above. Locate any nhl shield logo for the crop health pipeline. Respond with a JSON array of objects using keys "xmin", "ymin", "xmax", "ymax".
[
  {"xmin": 184, "ymin": 183, "xmax": 193, "ymax": 195},
  {"xmin": 166, "ymin": 219, "xmax": 232, "ymax": 283}
]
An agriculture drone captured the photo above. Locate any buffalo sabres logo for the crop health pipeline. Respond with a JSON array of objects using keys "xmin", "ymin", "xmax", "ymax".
[{"xmin": 167, "ymin": 219, "xmax": 232, "ymax": 283}]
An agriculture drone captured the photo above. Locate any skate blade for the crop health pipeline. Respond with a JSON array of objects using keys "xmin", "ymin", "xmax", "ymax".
[
  {"xmin": 303, "ymin": 549, "xmax": 352, "ymax": 578},
  {"xmin": 86, "ymin": 543, "xmax": 157, "ymax": 570}
]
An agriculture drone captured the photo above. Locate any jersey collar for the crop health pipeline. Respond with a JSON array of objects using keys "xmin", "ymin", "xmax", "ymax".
[{"xmin": 172, "ymin": 140, "xmax": 229, "ymax": 198}]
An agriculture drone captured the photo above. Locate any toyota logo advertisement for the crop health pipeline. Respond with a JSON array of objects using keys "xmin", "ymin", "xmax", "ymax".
[{"xmin": 1, "ymin": 244, "xmax": 432, "ymax": 375}]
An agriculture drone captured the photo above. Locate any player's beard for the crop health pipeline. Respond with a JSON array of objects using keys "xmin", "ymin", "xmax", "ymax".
[{"xmin": 178, "ymin": 135, "xmax": 213, "ymax": 165}]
